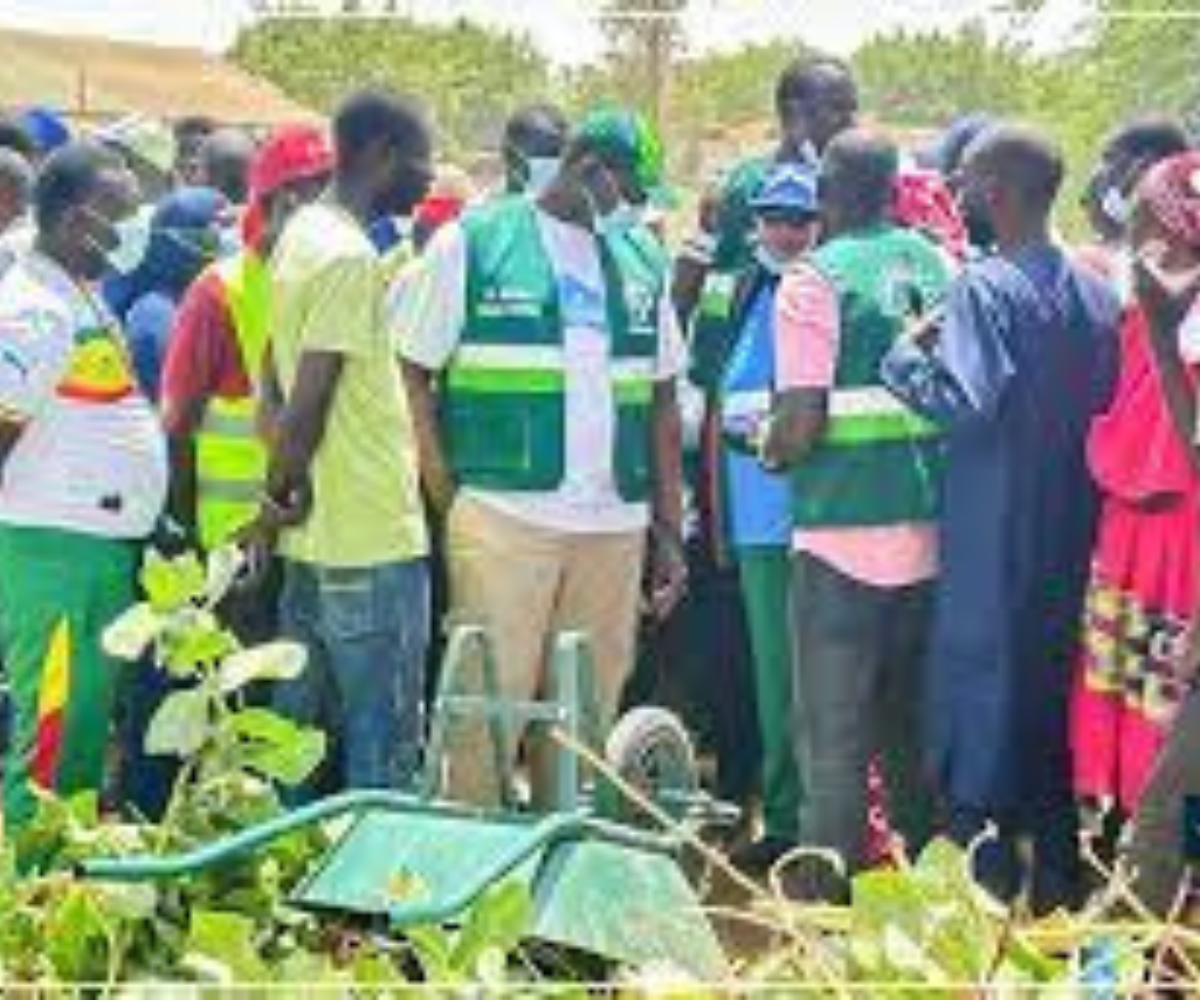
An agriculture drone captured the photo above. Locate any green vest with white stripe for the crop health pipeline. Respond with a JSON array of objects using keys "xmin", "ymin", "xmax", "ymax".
[
  {"xmin": 195, "ymin": 250, "xmax": 270, "ymax": 550},
  {"xmin": 791, "ymin": 225, "xmax": 949, "ymax": 529},
  {"xmin": 443, "ymin": 197, "xmax": 664, "ymax": 501}
]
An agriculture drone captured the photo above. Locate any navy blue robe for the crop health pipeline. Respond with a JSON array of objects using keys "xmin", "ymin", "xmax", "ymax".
[{"xmin": 884, "ymin": 243, "xmax": 1120, "ymax": 820}]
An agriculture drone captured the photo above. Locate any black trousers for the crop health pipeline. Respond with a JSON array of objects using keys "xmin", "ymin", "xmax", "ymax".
[{"xmin": 791, "ymin": 553, "xmax": 934, "ymax": 872}]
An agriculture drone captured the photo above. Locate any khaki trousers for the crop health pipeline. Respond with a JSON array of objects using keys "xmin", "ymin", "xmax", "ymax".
[{"xmin": 441, "ymin": 494, "xmax": 646, "ymax": 805}]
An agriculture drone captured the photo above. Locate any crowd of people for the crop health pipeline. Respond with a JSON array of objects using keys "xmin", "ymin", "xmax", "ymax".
[{"xmin": 1, "ymin": 54, "xmax": 1199, "ymax": 917}]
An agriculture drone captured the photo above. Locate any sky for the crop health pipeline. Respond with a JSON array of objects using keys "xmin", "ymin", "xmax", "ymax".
[{"xmin": 0, "ymin": 0, "xmax": 1090, "ymax": 61}]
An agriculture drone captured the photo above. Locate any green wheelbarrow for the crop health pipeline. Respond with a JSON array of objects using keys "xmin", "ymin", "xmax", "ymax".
[{"xmin": 81, "ymin": 625, "xmax": 735, "ymax": 980}]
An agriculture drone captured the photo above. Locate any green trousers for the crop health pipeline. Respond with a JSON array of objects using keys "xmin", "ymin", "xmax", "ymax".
[
  {"xmin": 0, "ymin": 525, "xmax": 136, "ymax": 828},
  {"xmin": 737, "ymin": 546, "xmax": 802, "ymax": 839}
]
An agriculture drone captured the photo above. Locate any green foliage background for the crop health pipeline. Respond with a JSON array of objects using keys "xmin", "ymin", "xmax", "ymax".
[
  {"xmin": 232, "ymin": 2, "xmax": 1200, "ymax": 230},
  {"xmin": 232, "ymin": 17, "xmax": 553, "ymax": 161}
]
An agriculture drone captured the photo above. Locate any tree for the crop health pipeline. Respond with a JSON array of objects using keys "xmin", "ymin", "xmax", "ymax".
[
  {"xmin": 233, "ymin": 16, "xmax": 552, "ymax": 157},
  {"xmin": 853, "ymin": 23, "xmax": 1042, "ymax": 130},
  {"xmin": 598, "ymin": 0, "xmax": 687, "ymax": 124}
]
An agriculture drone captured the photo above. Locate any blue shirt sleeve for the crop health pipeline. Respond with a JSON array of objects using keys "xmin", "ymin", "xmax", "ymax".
[
  {"xmin": 882, "ymin": 268, "xmax": 1015, "ymax": 428},
  {"xmin": 123, "ymin": 292, "xmax": 177, "ymax": 402}
]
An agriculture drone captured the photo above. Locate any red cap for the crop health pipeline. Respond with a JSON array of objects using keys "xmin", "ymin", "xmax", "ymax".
[
  {"xmin": 249, "ymin": 125, "xmax": 333, "ymax": 202},
  {"xmin": 242, "ymin": 125, "xmax": 332, "ymax": 248}
]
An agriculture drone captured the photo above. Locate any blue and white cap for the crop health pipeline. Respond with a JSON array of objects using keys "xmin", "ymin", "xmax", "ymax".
[{"xmin": 749, "ymin": 163, "xmax": 820, "ymax": 218}]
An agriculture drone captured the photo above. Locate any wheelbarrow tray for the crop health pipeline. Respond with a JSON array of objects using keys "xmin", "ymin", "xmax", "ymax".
[{"xmin": 293, "ymin": 803, "xmax": 730, "ymax": 980}]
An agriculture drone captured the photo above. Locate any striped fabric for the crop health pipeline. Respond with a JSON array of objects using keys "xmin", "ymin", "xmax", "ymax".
[{"xmin": 31, "ymin": 617, "xmax": 71, "ymax": 790}]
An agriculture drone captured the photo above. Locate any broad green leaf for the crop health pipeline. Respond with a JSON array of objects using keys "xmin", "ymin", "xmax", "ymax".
[
  {"xmin": 102, "ymin": 603, "xmax": 162, "ymax": 661},
  {"xmin": 64, "ymin": 790, "xmax": 101, "ymax": 829},
  {"xmin": 474, "ymin": 944, "xmax": 509, "ymax": 984},
  {"xmin": 162, "ymin": 617, "xmax": 238, "ymax": 676},
  {"xmin": 145, "ymin": 689, "xmax": 211, "ymax": 758},
  {"xmin": 230, "ymin": 709, "xmax": 327, "ymax": 786},
  {"xmin": 451, "ymin": 880, "xmax": 532, "ymax": 974},
  {"xmin": 44, "ymin": 885, "xmax": 111, "ymax": 982},
  {"xmin": 141, "ymin": 550, "xmax": 207, "ymax": 613},
  {"xmin": 96, "ymin": 882, "xmax": 159, "ymax": 923},
  {"xmin": 881, "ymin": 924, "xmax": 948, "ymax": 981},
  {"xmin": 350, "ymin": 951, "xmax": 405, "ymax": 985},
  {"xmin": 186, "ymin": 909, "xmax": 268, "ymax": 982},
  {"xmin": 405, "ymin": 924, "xmax": 456, "ymax": 983},
  {"xmin": 218, "ymin": 642, "xmax": 307, "ymax": 695}
]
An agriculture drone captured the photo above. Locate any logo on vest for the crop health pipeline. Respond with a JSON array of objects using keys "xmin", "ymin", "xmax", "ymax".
[{"xmin": 479, "ymin": 286, "xmax": 541, "ymax": 319}]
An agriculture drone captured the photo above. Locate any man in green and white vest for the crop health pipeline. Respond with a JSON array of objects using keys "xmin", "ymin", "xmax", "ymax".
[
  {"xmin": 764, "ymin": 130, "xmax": 951, "ymax": 899},
  {"xmin": 398, "ymin": 109, "xmax": 688, "ymax": 805}
]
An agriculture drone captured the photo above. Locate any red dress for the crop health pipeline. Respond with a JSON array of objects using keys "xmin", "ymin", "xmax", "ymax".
[{"xmin": 1071, "ymin": 307, "xmax": 1199, "ymax": 813}]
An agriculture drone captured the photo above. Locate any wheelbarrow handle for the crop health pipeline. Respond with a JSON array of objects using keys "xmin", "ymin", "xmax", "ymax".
[{"xmin": 78, "ymin": 790, "xmax": 428, "ymax": 882}]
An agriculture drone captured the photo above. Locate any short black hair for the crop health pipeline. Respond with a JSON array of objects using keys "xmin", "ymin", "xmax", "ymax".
[
  {"xmin": 333, "ymin": 88, "xmax": 431, "ymax": 164},
  {"xmin": 968, "ymin": 124, "xmax": 1064, "ymax": 214},
  {"xmin": 504, "ymin": 103, "xmax": 569, "ymax": 159},
  {"xmin": 1106, "ymin": 117, "xmax": 1192, "ymax": 164},
  {"xmin": 34, "ymin": 140, "xmax": 129, "ymax": 233},
  {"xmin": 822, "ymin": 129, "xmax": 899, "ymax": 221},
  {"xmin": 0, "ymin": 116, "xmax": 36, "ymax": 162},
  {"xmin": 174, "ymin": 115, "xmax": 215, "ymax": 146},
  {"xmin": 775, "ymin": 55, "xmax": 856, "ymax": 111},
  {"xmin": 201, "ymin": 127, "xmax": 256, "ymax": 204}
]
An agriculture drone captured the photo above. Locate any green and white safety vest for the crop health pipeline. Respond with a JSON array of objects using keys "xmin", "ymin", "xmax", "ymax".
[
  {"xmin": 441, "ymin": 197, "xmax": 666, "ymax": 502},
  {"xmin": 791, "ymin": 225, "xmax": 950, "ymax": 529},
  {"xmin": 194, "ymin": 250, "xmax": 270, "ymax": 550}
]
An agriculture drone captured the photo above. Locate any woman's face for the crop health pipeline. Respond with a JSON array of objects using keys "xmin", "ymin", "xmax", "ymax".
[
  {"xmin": 1130, "ymin": 199, "xmax": 1200, "ymax": 273},
  {"xmin": 757, "ymin": 215, "xmax": 817, "ymax": 262}
]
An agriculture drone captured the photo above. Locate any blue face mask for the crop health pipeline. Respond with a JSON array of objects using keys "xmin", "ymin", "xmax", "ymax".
[{"xmin": 525, "ymin": 156, "xmax": 560, "ymax": 196}]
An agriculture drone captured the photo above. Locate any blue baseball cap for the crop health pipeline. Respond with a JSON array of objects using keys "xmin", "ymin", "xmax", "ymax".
[
  {"xmin": 19, "ymin": 106, "xmax": 70, "ymax": 155},
  {"xmin": 749, "ymin": 163, "xmax": 819, "ymax": 219}
]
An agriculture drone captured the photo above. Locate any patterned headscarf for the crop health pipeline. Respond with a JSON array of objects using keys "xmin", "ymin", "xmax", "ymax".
[
  {"xmin": 1136, "ymin": 151, "xmax": 1200, "ymax": 247},
  {"xmin": 890, "ymin": 166, "xmax": 969, "ymax": 262}
]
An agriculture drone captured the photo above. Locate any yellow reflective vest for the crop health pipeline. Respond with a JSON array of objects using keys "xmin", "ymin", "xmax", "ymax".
[{"xmin": 194, "ymin": 251, "xmax": 270, "ymax": 550}]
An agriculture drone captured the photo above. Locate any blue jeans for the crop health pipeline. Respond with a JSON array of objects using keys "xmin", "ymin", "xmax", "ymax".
[{"xmin": 275, "ymin": 559, "xmax": 430, "ymax": 799}]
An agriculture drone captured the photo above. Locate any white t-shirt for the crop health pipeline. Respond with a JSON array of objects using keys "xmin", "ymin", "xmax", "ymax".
[
  {"xmin": 0, "ymin": 252, "xmax": 168, "ymax": 538},
  {"xmin": 396, "ymin": 209, "xmax": 686, "ymax": 534}
]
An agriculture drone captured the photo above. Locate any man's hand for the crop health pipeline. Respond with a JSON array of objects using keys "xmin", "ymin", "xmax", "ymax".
[
  {"xmin": 905, "ymin": 305, "xmax": 944, "ymax": 350},
  {"xmin": 232, "ymin": 516, "xmax": 280, "ymax": 592},
  {"xmin": 261, "ymin": 476, "xmax": 313, "ymax": 531},
  {"xmin": 643, "ymin": 524, "xmax": 688, "ymax": 622}
]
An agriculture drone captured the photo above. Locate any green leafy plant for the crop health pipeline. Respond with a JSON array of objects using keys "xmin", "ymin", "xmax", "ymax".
[{"xmin": 0, "ymin": 548, "xmax": 554, "ymax": 991}]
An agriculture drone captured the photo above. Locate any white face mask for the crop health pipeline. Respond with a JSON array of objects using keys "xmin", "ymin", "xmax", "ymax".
[
  {"xmin": 599, "ymin": 201, "xmax": 645, "ymax": 239},
  {"xmin": 96, "ymin": 208, "xmax": 151, "ymax": 275},
  {"xmin": 1100, "ymin": 186, "xmax": 1132, "ymax": 228},
  {"xmin": 525, "ymin": 156, "xmax": 560, "ymax": 196},
  {"xmin": 754, "ymin": 242, "xmax": 801, "ymax": 276}
]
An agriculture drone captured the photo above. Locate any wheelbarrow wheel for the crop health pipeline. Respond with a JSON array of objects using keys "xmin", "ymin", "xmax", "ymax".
[{"xmin": 600, "ymin": 706, "xmax": 699, "ymax": 825}]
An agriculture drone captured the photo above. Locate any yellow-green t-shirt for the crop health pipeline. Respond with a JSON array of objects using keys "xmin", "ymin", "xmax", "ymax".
[{"xmin": 268, "ymin": 202, "xmax": 428, "ymax": 568}]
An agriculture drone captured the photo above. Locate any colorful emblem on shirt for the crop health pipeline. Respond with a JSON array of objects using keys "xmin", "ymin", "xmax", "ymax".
[{"xmin": 56, "ymin": 326, "xmax": 138, "ymax": 403}]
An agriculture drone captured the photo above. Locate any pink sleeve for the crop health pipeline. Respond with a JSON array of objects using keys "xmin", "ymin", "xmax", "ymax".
[{"xmin": 774, "ymin": 263, "xmax": 840, "ymax": 390}]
